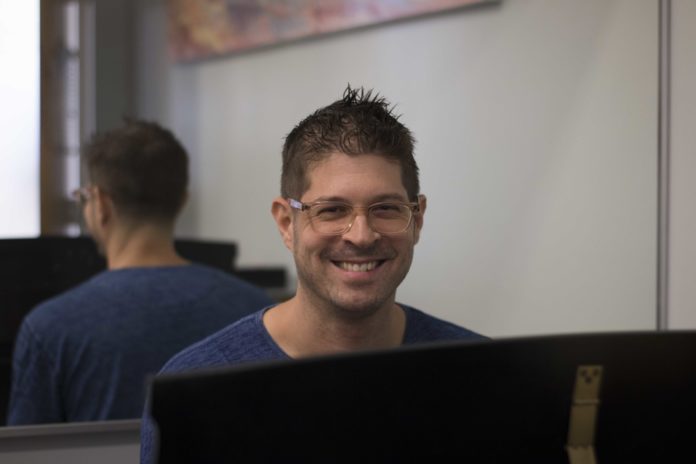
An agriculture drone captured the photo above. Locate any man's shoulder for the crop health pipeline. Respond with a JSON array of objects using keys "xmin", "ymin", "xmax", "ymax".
[
  {"xmin": 401, "ymin": 304, "xmax": 487, "ymax": 344},
  {"xmin": 23, "ymin": 272, "xmax": 109, "ymax": 327},
  {"xmin": 13, "ymin": 274, "xmax": 117, "ymax": 356}
]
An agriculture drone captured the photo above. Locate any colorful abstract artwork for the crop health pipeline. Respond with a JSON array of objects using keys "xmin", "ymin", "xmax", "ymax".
[{"xmin": 168, "ymin": 0, "xmax": 494, "ymax": 61}]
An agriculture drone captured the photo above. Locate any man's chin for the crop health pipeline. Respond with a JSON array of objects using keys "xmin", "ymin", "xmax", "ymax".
[{"xmin": 331, "ymin": 294, "xmax": 392, "ymax": 318}]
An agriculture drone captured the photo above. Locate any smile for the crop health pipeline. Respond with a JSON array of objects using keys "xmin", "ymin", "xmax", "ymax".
[{"xmin": 334, "ymin": 261, "xmax": 383, "ymax": 272}]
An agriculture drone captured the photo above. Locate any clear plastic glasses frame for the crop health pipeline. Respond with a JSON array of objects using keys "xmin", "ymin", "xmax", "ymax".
[{"xmin": 288, "ymin": 198, "xmax": 420, "ymax": 236}]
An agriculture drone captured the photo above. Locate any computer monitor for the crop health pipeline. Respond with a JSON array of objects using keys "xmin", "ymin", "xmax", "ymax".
[
  {"xmin": 150, "ymin": 331, "xmax": 696, "ymax": 463},
  {"xmin": 173, "ymin": 239, "xmax": 237, "ymax": 274}
]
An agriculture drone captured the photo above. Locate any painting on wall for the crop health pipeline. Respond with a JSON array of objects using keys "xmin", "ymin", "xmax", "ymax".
[{"xmin": 168, "ymin": 0, "xmax": 495, "ymax": 62}]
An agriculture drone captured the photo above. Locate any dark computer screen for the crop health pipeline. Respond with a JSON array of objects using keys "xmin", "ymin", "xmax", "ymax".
[{"xmin": 150, "ymin": 331, "xmax": 696, "ymax": 463}]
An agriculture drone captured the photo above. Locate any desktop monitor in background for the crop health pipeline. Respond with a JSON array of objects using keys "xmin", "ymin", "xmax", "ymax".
[
  {"xmin": 0, "ymin": 237, "xmax": 105, "ymax": 352},
  {"xmin": 150, "ymin": 331, "xmax": 696, "ymax": 463},
  {"xmin": 173, "ymin": 239, "xmax": 237, "ymax": 273}
]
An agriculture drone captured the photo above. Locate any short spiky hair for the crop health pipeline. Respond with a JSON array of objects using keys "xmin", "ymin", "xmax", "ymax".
[
  {"xmin": 83, "ymin": 119, "xmax": 188, "ymax": 222},
  {"xmin": 281, "ymin": 85, "xmax": 419, "ymax": 200}
]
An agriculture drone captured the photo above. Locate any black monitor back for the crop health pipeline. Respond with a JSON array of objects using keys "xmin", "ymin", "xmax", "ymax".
[
  {"xmin": 150, "ymin": 331, "xmax": 696, "ymax": 463},
  {"xmin": 0, "ymin": 237, "xmax": 105, "ymax": 347}
]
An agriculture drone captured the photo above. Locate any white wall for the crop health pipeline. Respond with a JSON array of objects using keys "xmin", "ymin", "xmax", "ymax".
[
  {"xmin": 668, "ymin": 0, "xmax": 696, "ymax": 329},
  {"xmin": 134, "ymin": 0, "xmax": 658, "ymax": 337},
  {"xmin": 0, "ymin": 0, "xmax": 40, "ymax": 238}
]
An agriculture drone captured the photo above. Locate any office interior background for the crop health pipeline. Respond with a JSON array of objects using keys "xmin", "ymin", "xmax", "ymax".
[{"xmin": 2, "ymin": 0, "xmax": 695, "ymax": 338}]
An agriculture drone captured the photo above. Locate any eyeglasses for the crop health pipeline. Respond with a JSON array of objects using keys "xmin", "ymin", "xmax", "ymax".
[
  {"xmin": 71, "ymin": 186, "xmax": 93, "ymax": 205},
  {"xmin": 288, "ymin": 198, "xmax": 420, "ymax": 236}
]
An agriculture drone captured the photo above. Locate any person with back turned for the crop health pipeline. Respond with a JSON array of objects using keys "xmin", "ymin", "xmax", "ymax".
[
  {"xmin": 140, "ymin": 86, "xmax": 487, "ymax": 462},
  {"xmin": 7, "ymin": 119, "xmax": 274, "ymax": 425}
]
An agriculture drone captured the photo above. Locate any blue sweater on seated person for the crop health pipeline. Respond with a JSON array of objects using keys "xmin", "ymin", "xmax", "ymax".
[
  {"xmin": 140, "ymin": 305, "xmax": 486, "ymax": 463},
  {"xmin": 8, "ymin": 264, "xmax": 273, "ymax": 425}
]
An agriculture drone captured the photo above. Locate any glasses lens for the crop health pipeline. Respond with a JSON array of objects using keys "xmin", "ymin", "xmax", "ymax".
[
  {"xmin": 309, "ymin": 202, "xmax": 353, "ymax": 235},
  {"xmin": 369, "ymin": 203, "xmax": 412, "ymax": 234}
]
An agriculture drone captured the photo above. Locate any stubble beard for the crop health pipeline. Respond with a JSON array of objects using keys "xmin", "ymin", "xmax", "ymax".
[{"xmin": 294, "ymin": 242, "xmax": 413, "ymax": 321}]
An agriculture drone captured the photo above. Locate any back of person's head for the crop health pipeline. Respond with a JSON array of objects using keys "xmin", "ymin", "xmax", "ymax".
[
  {"xmin": 281, "ymin": 85, "xmax": 420, "ymax": 201},
  {"xmin": 83, "ymin": 119, "xmax": 188, "ymax": 223}
]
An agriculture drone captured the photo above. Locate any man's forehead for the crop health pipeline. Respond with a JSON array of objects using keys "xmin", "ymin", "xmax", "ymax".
[
  {"xmin": 305, "ymin": 151, "xmax": 402, "ymax": 175},
  {"xmin": 302, "ymin": 152, "xmax": 408, "ymax": 202}
]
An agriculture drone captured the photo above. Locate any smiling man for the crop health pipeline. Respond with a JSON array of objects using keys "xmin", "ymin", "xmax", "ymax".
[{"xmin": 140, "ymin": 86, "xmax": 485, "ymax": 463}]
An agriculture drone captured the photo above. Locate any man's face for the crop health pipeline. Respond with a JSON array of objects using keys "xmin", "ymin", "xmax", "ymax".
[{"xmin": 286, "ymin": 152, "xmax": 425, "ymax": 317}]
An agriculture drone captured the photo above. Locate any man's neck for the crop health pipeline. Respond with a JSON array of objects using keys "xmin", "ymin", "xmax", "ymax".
[
  {"xmin": 264, "ymin": 291, "xmax": 406, "ymax": 359},
  {"xmin": 104, "ymin": 223, "xmax": 188, "ymax": 270}
]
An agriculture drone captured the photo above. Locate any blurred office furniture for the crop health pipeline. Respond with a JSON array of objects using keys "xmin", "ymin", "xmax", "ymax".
[
  {"xmin": 0, "ymin": 419, "xmax": 139, "ymax": 464},
  {"xmin": 0, "ymin": 236, "xmax": 287, "ymax": 424},
  {"xmin": 151, "ymin": 331, "xmax": 696, "ymax": 463}
]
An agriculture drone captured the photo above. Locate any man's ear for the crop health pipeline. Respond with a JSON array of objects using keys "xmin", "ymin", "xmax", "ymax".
[
  {"xmin": 94, "ymin": 186, "xmax": 113, "ymax": 227},
  {"xmin": 271, "ymin": 197, "xmax": 294, "ymax": 251},
  {"xmin": 413, "ymin": 194, "xmax": 427, "ymax": 244}
]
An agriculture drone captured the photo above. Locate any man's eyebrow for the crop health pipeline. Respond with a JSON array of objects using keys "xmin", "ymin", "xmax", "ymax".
[
  {"xmin": 303, "ymin": 196, "xmax": 348, "ymax": 203},
  {"xmin": 308, "ymin": 193, "xmax": 409, "ymax": 204},
  {"xmin": 371, "ymin": 193, "xmax": 410, "ymax": 203}
]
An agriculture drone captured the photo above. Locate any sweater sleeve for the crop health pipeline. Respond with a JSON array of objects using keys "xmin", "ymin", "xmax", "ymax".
[{"xmin": 7, "ymin": 318, "xmax": 64, "ymax": 425}]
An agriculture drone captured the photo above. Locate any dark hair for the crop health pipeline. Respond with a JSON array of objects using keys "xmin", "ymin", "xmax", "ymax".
[
  {"xmin": 83, "ymin": 119, "xmax": 188, "ymax": 222},
  {"xmin": 281, "ymin": 85, "xmax": 419, "ymax": 200}
]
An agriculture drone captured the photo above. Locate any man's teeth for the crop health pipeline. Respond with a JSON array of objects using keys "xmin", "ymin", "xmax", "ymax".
[{"xmin": 339, "ymin": 261, "xmax": 378, "ymax": 272}]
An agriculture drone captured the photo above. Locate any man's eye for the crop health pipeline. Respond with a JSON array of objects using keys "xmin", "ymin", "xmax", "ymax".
[
  {"xmin": 373, "ymin": 203, "xmax": 401, "ymax": 212},
  {"xmin": 314, "ymin": 205, "xmax": 350, "ymax": 219},
  {"xmin": 371, "ymin": 203, "xmax": 406, "ymax": 218}
]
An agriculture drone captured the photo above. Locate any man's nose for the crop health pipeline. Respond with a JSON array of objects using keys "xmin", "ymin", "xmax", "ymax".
[{"xmin": 342, "ymin": 213, "xmax": 380, "ymax": 246}]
